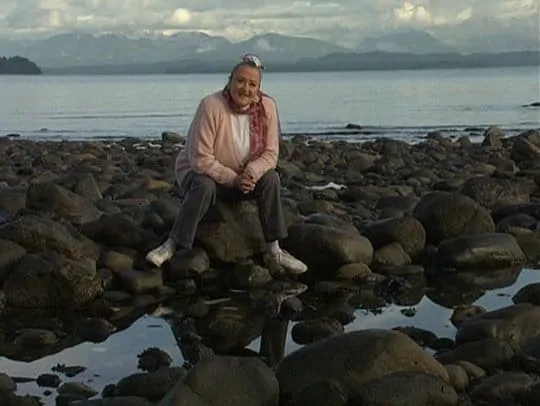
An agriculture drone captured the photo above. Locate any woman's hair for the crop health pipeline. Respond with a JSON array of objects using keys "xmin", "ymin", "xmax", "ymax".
[{"xmin": 226, "ymin": 54, "xmax": 264, "ymax": 86}]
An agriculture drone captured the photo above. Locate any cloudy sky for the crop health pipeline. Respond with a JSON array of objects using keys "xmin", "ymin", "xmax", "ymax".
[{"xmin": 0, "ymin": 0, "xmax": 538, "ymax": 42}]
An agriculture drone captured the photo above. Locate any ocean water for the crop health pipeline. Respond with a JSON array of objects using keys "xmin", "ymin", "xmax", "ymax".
[{"xmin": 1, "ymin": 66, "xmax": 539, "ymax": 143}]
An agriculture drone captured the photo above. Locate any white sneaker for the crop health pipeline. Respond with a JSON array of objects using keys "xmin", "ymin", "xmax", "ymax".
[
  {"xmin": 268, "ymin": 249, "xmax": 308, "ymax": 274},
  {"xmin": 146, "ymin": 238, "xmax": 176, "ymax": 267}
]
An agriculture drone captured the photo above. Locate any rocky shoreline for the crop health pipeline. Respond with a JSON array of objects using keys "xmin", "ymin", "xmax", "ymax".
[{"xmin": 2, "ymin": 126, "xmax": 540, "ymax": 405}]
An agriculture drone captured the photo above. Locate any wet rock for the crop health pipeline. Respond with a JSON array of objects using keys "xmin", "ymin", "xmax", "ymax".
[
  {"xmin": 512, "ymin": 282, "xmax": 540, "ymax": 305},
  {"xmin": 436, "ymin": 338, "xmax": 516, "ymax": 372},
  {"xmin": 412, "ymin": 192, "xmax": 495, "ymax": 245},
  {"xmin": 450, "ymin": 305, "xmax": 487, "ymax": 328},
  {"xmin": 116, "ymin": 269, "xmax": 163, "ymax": 294},
  {"xmin": 195, "ymin": 200, "xmax": 271, "ymax": 263},
  {"xmin": 77, "ymin": 318, "xmax": 117, "ymax": 342},
  {"xmin": 469, "ymin": 371, "xmax": 534, "ymax": 404},
  {"xmin": 353, "ymin": 371, "xmax": 459, "ymax": 406},
  {"xmin": 371, "ymin": 242, "xmax": 411, "ymax": 269},
  {"xmin": 231, "ymin": 262, "xmax": 272, "ymax": 289},
  {"xmin": 288, "ymin": 379, "xmax": 349, "ymax": 406},
  {"xmin": 363, "ymin": 214, "xmax": 426, "ymax": 257},
  {"xmin": 13, "ymin": 329, "xmax": 58, "ymax": 347},
  {"xmin": 3, "ymin": 252, "xmax": 103, "ymax": 308},
  {"xmin": 435, "ymin": 233, "xmax": 526, "ymax": 270},
  {"xmin": 114, "ymin": 367, "xmax": 186, "ymax": 401},
  {"xmin": 166, "ymin": 248, "xmax": 210, "ymax": 280},
  {"xmin": 58, "ymin": 381, "xmax": 98, "ymax": 398},
  {"xmin": 36, "ymin": 373, "xmax": 61, "ymax": 388},
  {"xmin": 0, "ymin": 239, "xmax": 26, "ymax": 280},
  {"xmin": 286, "ymin": 223, "xmax": 374, "ymax": 272},
  {"xmin": 445, "ymin": 364, "xmax": 470, "ymax": 392},
  {"xmin": 335, "ymin": 262, "xmax": 371, "ymax": 280},
  {"xmin": 460, "ymin": 176, "xmax": 532, "ymax": 211},
  {"xmin": 137, "ymin": 348, "xmax": 173, "ymax": 372},
  {"xmin": 0, "ymin": 393, "xmax": 42, "ymax": 406},
  {"xmin": 0, "ymin": 214, "xmax": 100, "ymax": 261},
  {"xmin": 0, "ymin": 373, "xmax": 17, "ymax": 393},
  {"xmin": 456, "ymin": 303, "xmax": 540, "ymax": 347},
  {"xmin": 481, "ymin": 126, "xmax": 503, "ymax": 148},
  {"xmin": 521, "ymin": 381, "xmax": 540, "ymax": 406},
  {"xmin": 26, "ymin": 182, "xmax": 103, "ymax": 225},
  {"xmin": 291, "ymin": 317, "xmax": 344, "ymax": 345},
  {"xmin": 160, "ymin": 356, "xmax": 279, "ymax": 406},
  {"xmin": 496, "ymin": 213, "xmax": 537, "ymax": 233},
  {"xmin": 276, "ymin": 329, "xmax": 449, "ymax": 401},
  {"xmin": 101, "ymin": 251, "xmax": 134, "ymax": 272}
]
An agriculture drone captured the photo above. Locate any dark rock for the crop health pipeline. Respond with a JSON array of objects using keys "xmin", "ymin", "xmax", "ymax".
[
  {"xmin": 291, "ymin": 317, "xmax": 344, "ymax": 345},
  {"xmin": 469, "ymin": 371, "xmax": 534, "ymax": 404},
  {"xmin": 0, "ymin": 373, "xmax": 17, "ymax": 393},
  {"xmin": 363, "ymin": 215, "xmax": 426, "ymax": 257},
  {"xmin": 276, "ymin": 329, "xmax": 449, "ymax": 402},
  {"xmin": 0, "ymin": 239, "xmax": 26, "ymax": 281},
  {"xmin": 3, "ymin": 252, "xmax": 103, "ymax": 308},
  {"xmin": 166, "ymin": 248, "xmax": 210, "ymax": 280},
  {"xmin": 36, "ymin": 374, "xmax": 61, "ymax": 388},
  {"xmin": 137, "ymin": 348, "xmax": 173, "ymax": 372},
  {"xmin": 352, "ymin": 371, "xmax": 459, "ymax": 406},
  {"xmin": 114, "ymin": 367, "xmax": 187, "ymax": 401},
  {"xmin": 413, "ymin": 192, "xmax": 495, "ymax": 245},
  {"xmin": 116, "ymin": 269, "xmax": 163, "ymax": 294},
  {"xmin": 160, "ymin": 356, "xmax": 279, "ymax": 406},
  {"xmin": 0, "ymin": 214, "xmax": 100, "ymax": 261},
  {"xmin": 435, "ymin": 233, "xmax": 526, "ymax": 270},
  {"xmin": 286, "ymin": 223, "xmax": 374, "ymax": 272},
  {"xmin": 459, "ymin": 176, "xmax": 533, "ymax": 210}
]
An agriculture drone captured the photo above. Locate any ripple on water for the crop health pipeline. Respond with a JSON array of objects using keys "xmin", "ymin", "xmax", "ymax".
[{"xmin": 1, "ymin": 267, "xmax": 539, "ymax": 405}]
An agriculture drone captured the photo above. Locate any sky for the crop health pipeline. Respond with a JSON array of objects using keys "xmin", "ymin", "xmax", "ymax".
[{"xmin": 0, "ymin": 0, "xmax": 538, "ymax": 41}]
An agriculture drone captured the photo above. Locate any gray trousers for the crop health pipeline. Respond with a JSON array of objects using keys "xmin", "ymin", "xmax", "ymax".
[{"xmin": 169, "ymin": 169, "xmax": 288, "ymax": 249}]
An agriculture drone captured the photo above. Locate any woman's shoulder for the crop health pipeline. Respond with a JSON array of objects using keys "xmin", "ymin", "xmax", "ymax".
[
  {"xmin": 199, "ymin": 91, "xmax": 227, "ymax": 110},
  {"xmin": 260, "ymin": 93, "xmax": 278, "ymax": 114}
]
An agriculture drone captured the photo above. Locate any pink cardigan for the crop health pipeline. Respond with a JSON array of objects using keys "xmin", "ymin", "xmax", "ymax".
[{"xmin": 175, "ymin": 91, "xmax": 280, "ymax": 187}]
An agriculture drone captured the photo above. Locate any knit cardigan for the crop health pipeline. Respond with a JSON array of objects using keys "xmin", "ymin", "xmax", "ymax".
[{"xmin": 175, "ymin": 91, "xmax": 280, "ymax": 187}]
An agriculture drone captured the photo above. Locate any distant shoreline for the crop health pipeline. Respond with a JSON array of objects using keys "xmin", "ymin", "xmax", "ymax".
[{"xmin": 40, "ymin": 51, "xmax": 540, "ymax": 75}]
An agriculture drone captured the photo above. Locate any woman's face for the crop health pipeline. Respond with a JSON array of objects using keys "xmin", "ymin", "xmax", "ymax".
[{"xmin": 228, "ymin": 64, "xmax": 261, "ymax": 108}]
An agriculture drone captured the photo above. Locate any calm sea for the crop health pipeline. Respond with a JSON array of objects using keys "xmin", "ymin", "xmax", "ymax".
[{"xmin": 2, "ymin": 66, "xmax": 539, "ymax": 143}]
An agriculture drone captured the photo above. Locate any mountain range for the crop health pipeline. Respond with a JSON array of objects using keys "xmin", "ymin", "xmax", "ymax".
[{"xmin": 0, "ymin": 25, "xmax": 538, "ymax": 72}]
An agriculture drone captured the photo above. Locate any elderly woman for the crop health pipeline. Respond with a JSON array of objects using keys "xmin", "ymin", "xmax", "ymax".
[{"xmin": 146, "ymin": 54, "xmax": 307, "ymax": 274}]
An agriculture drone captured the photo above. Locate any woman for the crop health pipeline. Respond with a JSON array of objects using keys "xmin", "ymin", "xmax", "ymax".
[{"xmin": 146, "ymin": 54, "xmax": 307, "ymax": 274}]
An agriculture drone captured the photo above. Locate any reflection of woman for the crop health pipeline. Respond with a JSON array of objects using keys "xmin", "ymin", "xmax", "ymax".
[{"xmin": 146, "ymin": 54, "xmax": 307, "ymax": 275}]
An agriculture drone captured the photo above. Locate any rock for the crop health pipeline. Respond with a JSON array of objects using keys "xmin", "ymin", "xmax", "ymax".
[
  {"xmin": 412, "ymin": 192, "xmax": 495, "ymax": 245},
  {"xmin": 521, "ymin": 381, "xmax": 540, "ymax": 406},
  {"xmin": 371, "ymin": 242, "xmax": 411, "ymax": 269},
  {"xmin": 101, "ymin": 251, "xmax": 134, "ymax": 272},
  {"xmin": 69, "ymin": 397, "xmax": 152, "ymax": 406},
  {"xmin": 450, "ymin": 305, "xmax": 487, "ymax": 328},
  {"xmin": 456, "ymin": 303, "xmax": 540, "ymax": 347},
  {"xmin": 513, "ymin": 283, "xmax": 540, "ymax": 305},
  {"xmin": 435, "ymin": 233, "xmax": 526, "ymax": 270},
  {"xmin": 481, "ymin": 126, "xmax": 503, "ymax": 148},
  {"xmin": 469, "ymin": 371, "xmax": 534, "ymax": 404},
  {"xmin": 3, "ymin": 252, "xmax": 103, "ymax": 308},
  {"xmin": 276, "ymin": 329, "xmax": 449, "ymax": 401},
  {"xmin": 137, "ymin": 348, "xmax": 173, "ymax": 372},
  {"xmin": 14, "ymin": 329, "xmax": 57, "ymax": 347},
  {"xmin": 459, "ymin": 176, "xmax": 532, "ymax": 210},
  {"xmin": 114, "ymin": 367, "xmax": 187, "ymax": 401},
  {"xmin": 36, "ymin": 374, "xmax": 61, "ymax": 388},
  {"xmin": 0, "ymin": 214, "xmax": 100, "ymax": 261},
  {"xmin": 335, "ymin": 262, "xmax": 371, "ymax": 280},
  {"xmin": 116, "ymin": 269, "xmax": 164, "ymax": 295},
  {"xmin": 159, "ymin": 356, "xmax": 279, "ymax": 406},
  {"xmin": 162, "ymin": 131, "xmax": 183, "ymax": 143},
  {"xmin": 291, "ymin": 317, "xmax": 344, "ymax": 345},
  {"xmin": 352, "ymin": 371, "xmax": 459, "ymax": 406},
  {"xmin": 444, "ymin": 364, "xmax": 469, "ymax": 392},
  {"xmin": 166, "ymin": 248, "xmax": 210, "ymax": 280},
  {"xmin": 231, "ymin": 263, "xmax": 272, "ymax": 289},
  {"xmin": 363, "ymin": 215, "xmax": 426, "ymax": 257},
  {"xmin": 26, "ymin": 182, "xmax": 103, "ymax": 225},
  {"xmin": 0, "ymin": 239, "xmax": 26, "ymax": 281},
  {"xmin": 0, "ymin": 186, "xmax": 26, "ymax": 214},
  {"xmin": 0, "ymin": 373, "xmax": 17, "ymax": 393},
  {"xmin": 286, "ymin": 223, "xmax": 374, "ymax": 272},
  {"xmin": 58, "ymin": 381, "xmax": 98, "ymax": 398},
  {"xmin": 435, "ymin": 338, "xmax": 516, "ymax": 372},
  {"xmin": 195, "ymin": 201, "xmax": 270, "ymax": 263}
]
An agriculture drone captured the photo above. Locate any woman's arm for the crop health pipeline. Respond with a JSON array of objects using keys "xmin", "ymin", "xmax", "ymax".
[
  {"xmin": 187, "ymin": 96, "xmax": 239, "ymax": 186},
  {"xmin": 243, "ymin": 97, "xmax": 280, "ymax": 182}
]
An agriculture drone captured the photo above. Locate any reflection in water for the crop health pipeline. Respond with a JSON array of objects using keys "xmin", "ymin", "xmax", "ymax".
[{"xmin": 0, "ymin": 268, "xmax": 538, "ymax": 405}]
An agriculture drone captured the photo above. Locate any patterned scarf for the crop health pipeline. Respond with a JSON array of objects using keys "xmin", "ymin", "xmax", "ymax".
[{"xmin": 222, "ymin": 87, "xmax": 268, "ymax": 159}]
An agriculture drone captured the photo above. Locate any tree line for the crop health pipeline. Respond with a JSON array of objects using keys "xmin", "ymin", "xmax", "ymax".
[{"xmin": 0, "ymin": 56, "xmax": 42, "ymax": 74}]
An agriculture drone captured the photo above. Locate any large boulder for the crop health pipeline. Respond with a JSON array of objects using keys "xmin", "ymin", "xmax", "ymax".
[
  {"xmin": 275, "ymin": 329, "xmax": 449, "ymax": 402},
  {"xmin": 459, "ymin": 176, "xmax": 533, "ymax": 210},
  {"xmin": 2, "ymin": 252, "xmax": 103, "ymax": 308},
  {"xmin": 0, "ymin": 214, "xmax": 100, "ymax": 261},
  {"xmin": 434, "ymin": 233, "xmax": 526, "ymax": 270},
  {"xmin": 413, "ymin": 192, "xmax": 495, "ymax": 245},
  {"xmin": 159, "ymin": 356, "xmax": 278, "ymax": 406},
  {"xmin": 26, "ymin": 182, "xmax": 103, "ymax": 225},
  {"xmin": 456, "ymin": 303, "xmax": 540, "ymax": 347},
  {"xmin": 286, "ymin": 223, "xmax": 374, "ymax": 271},
  {"xmin": 363, "ymin": 215, "xmax": 426, "ymax": 258}
]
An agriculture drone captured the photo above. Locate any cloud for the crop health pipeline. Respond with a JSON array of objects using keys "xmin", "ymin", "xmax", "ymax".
[{"xmin": 0, "ymin": 0, "xmax": 537, "ymax": 43}]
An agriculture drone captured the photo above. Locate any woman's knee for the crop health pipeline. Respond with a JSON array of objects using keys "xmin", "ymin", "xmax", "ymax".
[
  {"xmin": 258, "ymin": 169, "xmax": 281, "ymax": 189},
  {"xmin": 188, "ymin": 173, "xmax": 217, "ymax": 198}
]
